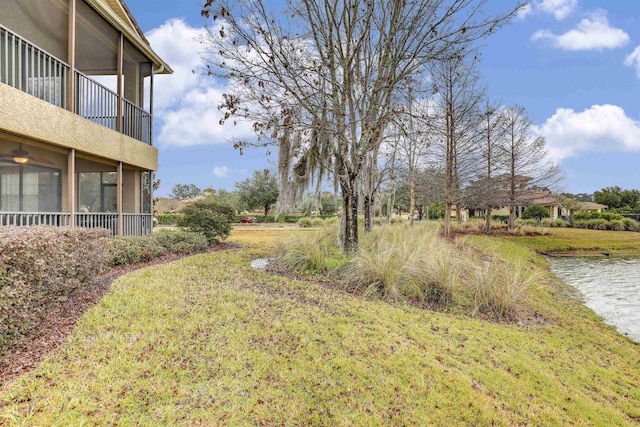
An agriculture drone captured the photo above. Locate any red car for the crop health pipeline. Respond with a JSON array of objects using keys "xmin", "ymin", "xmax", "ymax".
[{"xmin": 240, "ymin": 216, "xmax": 258, "ymax": 223}]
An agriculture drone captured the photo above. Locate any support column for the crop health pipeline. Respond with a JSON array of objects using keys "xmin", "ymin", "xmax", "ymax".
[
  {"xmin": 116, "ymin": 32, "xmax": 124, "ymax": 132},
  {"xmin": 149, "ymin": 65, "xmax": 154, "ymax": 146},
  {"xmin": 117, "ymin": 161, "xmax": 123, "ymax": 236},
  {"xmin": 68, "ymin": 148, "xmax": 75, "ymax": 227},
  {"xmin": 67, "ymin": 0, "xmax": 76, "ymax": 111}
]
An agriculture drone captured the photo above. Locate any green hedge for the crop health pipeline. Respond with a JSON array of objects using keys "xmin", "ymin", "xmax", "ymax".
[
  {"xmin": 0, "ymin": 227, "xmax": 109, "ymax": 349},
  {"xmin": 108, "ymin": 230, "xmax": 209, "ymax": 266},
  {"xmin": 155, "ymin": 213, "xmax": 183, "ymax": 225},
  {"xmin": 574, "ymin": 211, "xmax": 623, "ymax": 221}
]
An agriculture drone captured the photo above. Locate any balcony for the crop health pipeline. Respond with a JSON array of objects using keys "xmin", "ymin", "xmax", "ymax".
[{"xmin": 0, "ymin": 24, "xmax": 151, "ymax": 145}]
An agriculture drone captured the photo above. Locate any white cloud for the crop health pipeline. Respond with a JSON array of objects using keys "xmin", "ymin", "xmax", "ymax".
[
  {"xmin": 535, "ymin": 104, "xmax": 640, "ymax": 160},
  {"xmin": 624, "ymin": 46, "xmax": 640, "ymax": 78},
  {"xmin": 211, "ymin": 166, "xmax": 230, "ymax": 178},
  {"xmin": 539, "ymin": 0, "xmax": 578, "ymax": 20},
  {"xmin": 145, "ymin": 19, "xmax": 254, "ymax": 148},
  {"xmin": 531, "ymin": 10, "xmax": 629, "ymax": 51},
  {"xmin": 518, "ymin": 0, "xmax": 577, "ymax": 20}
]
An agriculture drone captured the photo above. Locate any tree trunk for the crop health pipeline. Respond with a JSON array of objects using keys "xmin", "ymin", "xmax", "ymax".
[
  {"xmin": 364, "ymin": 195, "xmax": 373, "ymax": 232},
  {"xmin": 264, "ymin": 206, "xmax": 269, "ymax": 223},
  {"xmin": 456, "ymin": 204, "xmax": 462, "ymax": 224},
  {"xmin": 409, "ymin": 179, "xmax": 416, "ymax": 226},
  {"xmin": 508, "ymin": 206, "xmax": 516, "ymax": 231},
  {"xmin": 340, "ymin": 179, "xmax": 359, "ymax": 253},
  {"xmin": 443, "ymin": 202, "xmax": 452, "ymax": 238},
  {"xmin": 483, "ymin": 206, "xmax": 493, "ymax": 234}
]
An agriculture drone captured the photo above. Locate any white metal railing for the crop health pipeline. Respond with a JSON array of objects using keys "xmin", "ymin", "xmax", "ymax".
[
  {"xmin": 0, "ymin": 24, "xmax": 68, "ymax": 108},
  {"xmin": 123, "ymin": 213, "xmax": 153, "ymax": 236},
  {"xmin": 0, "ymin": 212, "xmax": 152, "ymax": 236},
  {"xmin": 75, "ymin": 213, "xmax": 118, "ymax": 236},
  {"xmin": 0, "ymin": 25, "xmax": 152, "ymax": 145},
  {"xmin": 0, "ymin": 212, "xmax": 70, "ymax": 226}
]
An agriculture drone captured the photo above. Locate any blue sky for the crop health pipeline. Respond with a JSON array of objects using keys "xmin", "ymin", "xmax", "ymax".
[{"xmin": 126, "ymin": 0, "xmax": 640, "ymax": 197}]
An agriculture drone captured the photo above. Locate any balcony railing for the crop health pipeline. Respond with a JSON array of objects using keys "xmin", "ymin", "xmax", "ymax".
[
  {"xmin": 0, "ymin": 212, "xmax": 71, "ymax": 227},
  {"xmin": 0, "ymin": 212, "xmax": 153, "ymax": 236},
  {"xmin": 0, "ymin": 24, "xmax": 152, "ymax": 145}
]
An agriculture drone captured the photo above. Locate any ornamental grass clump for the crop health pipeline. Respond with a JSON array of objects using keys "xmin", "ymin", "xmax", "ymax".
[
  {"xmin": 471, "ymin": 261, "xmax": 537, "ymax": 320},
  {"xmin": 349, "ymin": 225, "xmax": 465, "ymax": 306},
  {"xmin": 280, "ymin": 225, "xmax": 345, "ymax": 274},
  {"xmin": 0, "ymin": 226, "xmax": 109, "ymax": 349}
]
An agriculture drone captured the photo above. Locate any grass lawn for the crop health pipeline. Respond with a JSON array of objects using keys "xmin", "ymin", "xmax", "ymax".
[
  {"xmin": 502, "ymin": 227, "xmax": 640, "ymax": 256},
  {"xmin": 1, "ymin": 228, "xmax": 639, "ymax": 425}
]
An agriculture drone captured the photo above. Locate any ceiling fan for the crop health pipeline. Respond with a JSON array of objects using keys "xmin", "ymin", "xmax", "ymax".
[{"xmin": 0, "ymin": 144, "xmax": 53, "ymax": 165}]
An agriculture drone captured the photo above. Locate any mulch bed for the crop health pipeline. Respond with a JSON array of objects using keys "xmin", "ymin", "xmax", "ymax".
[{"xmin": 0, "ymin": 243, "xmax": 237, "ymax": 387}]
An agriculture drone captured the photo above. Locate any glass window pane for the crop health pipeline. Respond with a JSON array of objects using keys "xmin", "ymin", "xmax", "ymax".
[
  {"xmin": 102, "ymin": 185, "xmax": 117, "ymax": 212},
  {"xmin": 102, "ymin": 172, "xmax": 117, "ymax": 184},
  {"xmin": 0, "ymin": 165, "xmax": 20, "ymax": 211},
  {"xmin": 79, "ymin": 172, "xmax": 101, "ymax": 212}
]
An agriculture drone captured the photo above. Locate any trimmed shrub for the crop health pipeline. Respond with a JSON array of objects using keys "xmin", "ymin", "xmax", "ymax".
[
  {"xmin": 155, "ymin": 213, "xmax": 183, "ymax": 225},
  {"xmin": 521, "ymin": 205, "xmax": 550, "ymax": 221},
  {"xmin": 0, "ymin": 227, "xmax": 109, "ymax": 349},
  {"xmin": 179, "ymin": 198, "xmax": 234, "ymax": 244},
  {"xmin": 108, "ymin": 231, "xmax": 209, "ymax": 266},
  {"xmin": 108, "ymin": 235, "xmax": 165, "ymax": 266},
  {"xmin": 574, "ymin": 211, "xmax": 622, "ymax": 221},
  {"xmin": 311, "ymin": 218, "xmax": 325, "ymax": 227},
  {"xmin": 152, "ymin": 230, "xmax": 208, "ymax": 253}
]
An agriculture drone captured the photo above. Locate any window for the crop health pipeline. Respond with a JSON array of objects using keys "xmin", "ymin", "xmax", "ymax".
[
  {"xmin": 78, "ymin": 172, "xmax": 117, "ymax": 212},
  {"xmin": 0, "ymin": 163, "xmax": 62, "ymax": 212}
]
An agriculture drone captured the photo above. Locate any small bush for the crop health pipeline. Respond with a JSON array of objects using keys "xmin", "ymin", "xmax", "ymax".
[
  {"xmin": 516, "ymin": 219, "xmax": 539, "ymax": 227},
  {"xmin": 311, "ymin": 218, "xmax": 325, "ymax": 227},
  {"xmin": 521, "ymin": 205, "xmax": 550, "ymax": 221},
  {"xmin": 0, "ymin": 227, "xmax": 109, "ymax": 349},
  {"xmin": 297, "ymin": 217, "xmax": 313, "ymax": 228},
  {"xmin": 179, "ymin": 198, "xmax": 234, "ymax": 244}
]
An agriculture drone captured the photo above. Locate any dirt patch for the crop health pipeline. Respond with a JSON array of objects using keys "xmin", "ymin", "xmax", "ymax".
[{"xmin": 0, "ymin": 243, "xmax": 238, "ymax": 387}]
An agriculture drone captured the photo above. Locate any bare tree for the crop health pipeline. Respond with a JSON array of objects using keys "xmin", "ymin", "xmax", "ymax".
[
  {"xmin": 500, "ymin": 105, "xmax": 563, "ymax": 231},
  {"xmin": 429, "ymin": 50, "xmax": 485, "ymax": 237},
  {"xmin": 201, "ymin": 0, "xmax": 523, "ymax": 252},
  {"xmin": 475, "ymin": 98, "xmax": 506, "ymax": 233}
]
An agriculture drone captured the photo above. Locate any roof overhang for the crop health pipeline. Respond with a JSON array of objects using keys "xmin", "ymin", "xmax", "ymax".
[{"xmin": 86, "ymin": 0, "xmax": 173, "ymax": 75}]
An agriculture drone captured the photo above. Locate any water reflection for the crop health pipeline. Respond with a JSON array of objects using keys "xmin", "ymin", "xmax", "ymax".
[{"xmin": 547, "ymin": 256, "xmax": 640, "ymax": 343}]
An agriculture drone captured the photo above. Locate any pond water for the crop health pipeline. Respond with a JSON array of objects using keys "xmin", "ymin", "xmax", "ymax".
[{"xmin": 547, "ymin": 256, "xmax": 640, "ymax": 343}]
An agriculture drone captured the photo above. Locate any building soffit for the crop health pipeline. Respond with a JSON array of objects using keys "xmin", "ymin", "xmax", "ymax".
[{"xmin": 84, "ymin": 0, "xmax": 173, "ymax": 74}]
